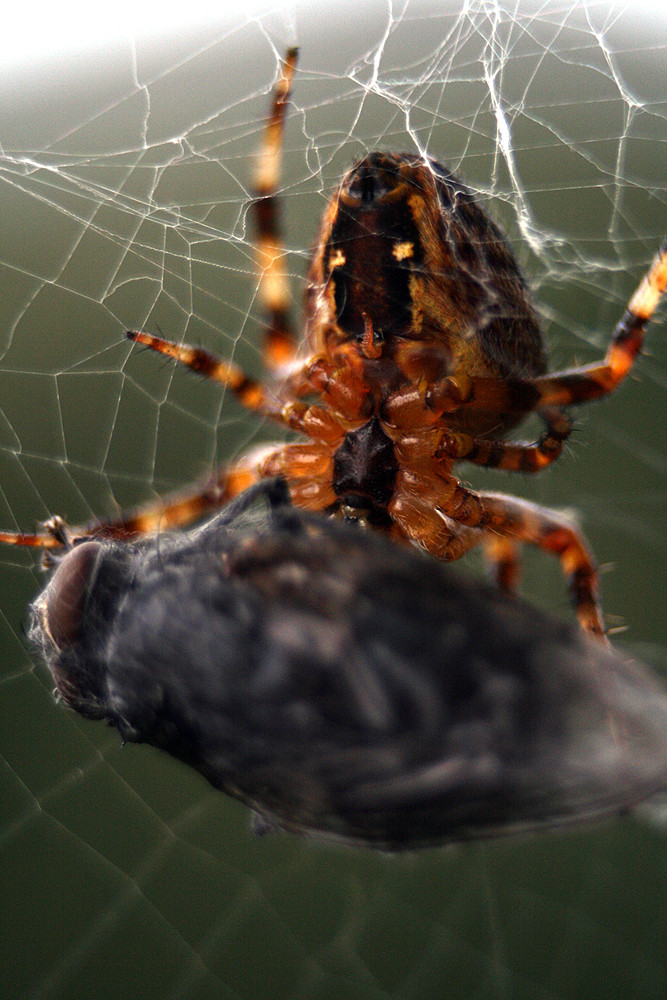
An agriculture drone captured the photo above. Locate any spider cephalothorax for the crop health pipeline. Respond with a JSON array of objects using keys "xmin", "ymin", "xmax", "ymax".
[{"xmin": 3, "ymin": 49, "xmax": 666, "ymax": 639}]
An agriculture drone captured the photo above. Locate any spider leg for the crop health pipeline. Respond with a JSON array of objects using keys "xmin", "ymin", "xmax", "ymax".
[
  {"xmin": 0, "ymin": 439, "xmax": 339, "ymax": 549},
  {"xmin": 253, "ymin": 47, "xmax": 299, "ymax": 369},
  {"xmin": 0, "ymin": 523, "xmax": 66, "ymax": 550},
  {"xmin": 106, "ymin": 439, "xmax": 339, "ymax": 534},
  {"xmin": 435, "ymin": 407, "xmax": 572, "ymax": 472},
  {"xmin": 5, "ymin": 326, "xmax": 351, "ymax": 550},
  {"xmin": 387, "ymin": 462, "xmax": 525, "ymax": 597},
  {"xmin": 3, "ymin": 335, "xmax": 351, "ymax": 548},
  {"xmin": 108, "ymin": 439, "xmax": 338, "ymax": 536},
  {"xmin": 442, "ymin": 485, "xmax": 606, "ymax": 638},
  {"xmin": 531, "ymin": 235, "xmax": 667, "ymax": 407},
  {"xmin": 127, "ymin": 331, "xmax": 349, "ymax": 440},
  {"xmin": 483, "ymin": 535, "xmax": 522, "ymax": 593},
  {"xmin": 388, "ymin": 468, "xmax": 604, "ymax": 635},
  {"xmin": 0, "ymin": 463, "xmax": 259, "ymax": 548},
  {"xmin": 127, "ymin": 330, "xmax": 275, "ymax": 411},
  {"xmin": 388, "ymin": 470, "xmax": 485, "ymax": 561}
]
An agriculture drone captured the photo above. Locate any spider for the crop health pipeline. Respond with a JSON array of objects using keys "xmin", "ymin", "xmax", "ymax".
[{"xmin": 2, "ymin": 49, "xmax": 666, "ymax": 639}]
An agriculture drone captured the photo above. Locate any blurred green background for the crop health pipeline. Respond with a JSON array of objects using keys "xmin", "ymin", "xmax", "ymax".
[{"xmin": 1, "ymin": 3, "xmax": 666, "ymax": 998}]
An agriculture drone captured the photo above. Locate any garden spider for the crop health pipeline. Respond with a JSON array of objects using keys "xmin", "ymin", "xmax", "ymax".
[{"xmin": 2, "ymin": 49, "xmax": 666, "ymax": 639}]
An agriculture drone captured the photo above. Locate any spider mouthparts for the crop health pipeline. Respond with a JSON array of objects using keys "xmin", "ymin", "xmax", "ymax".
[{"xmin": 357, "ymin": 314, "xmax": 384, "ymax": 358}]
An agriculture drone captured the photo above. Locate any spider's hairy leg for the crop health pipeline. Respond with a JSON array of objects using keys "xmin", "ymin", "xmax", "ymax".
[
  {"xmin": 483, "ymin": 535, "xmax": 522, "ymax": 593},
  {"xmin": 0, "ymin": 329, "xmax": 354, "ymax": 549},
  {"xmin": 0, "ymin": 464, "xmax": 260, "ymax": 549},
  {"xmin": 531, "ymin": 234, "xmax": 667, "ymax": 407},
  {"xmin": 0, "ymin": 526, "xmax": 63, "ymax": 549},
  {"xmin": 387, "ymin": 468, "xmax": 604, "ymax": 636},
  {"xmin": 127, "ymin": 331, "xmax": 348, "ymax": 440},
  {"xmin": 445, "ymin": 486, "xmax": 606, "ymax": 638},
  {"xmin": 0, "ymin": 436, "xmax": 340, "ymax": 550},
  {"xmin": 256, "ymin": 440, "xmax": 338, "ymax": 511},
  {"xmin": 253, "ymin": 47, "xmax": 299, "ymax": 369},
  {"xmin": 387, "ymin": 470, "xmax": 485, "ymax": 562},
  {"xmin": 435, "ymin": 407, "xmax": 572, "ymax": 473},
  {"xmin": 128, "ymin": 330, "xmax": 274, "ymax": 410},
  {"xmin": 92, "ymin": 439, "xmax": 340, "ymax": 537}
]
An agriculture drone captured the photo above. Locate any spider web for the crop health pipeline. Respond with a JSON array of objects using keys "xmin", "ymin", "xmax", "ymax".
[{"xmin": 1, "ymin": 2, "xmax": 666, "ymax": 998}]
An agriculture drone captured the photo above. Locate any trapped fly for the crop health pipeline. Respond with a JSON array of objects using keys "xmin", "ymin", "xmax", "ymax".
[{"xmin": 30, "ymin": 480, "xmax": 667, "ymax": 850}]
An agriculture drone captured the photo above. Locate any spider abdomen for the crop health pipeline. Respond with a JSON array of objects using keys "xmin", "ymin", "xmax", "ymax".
[{"xmin": 308, "ymin": 150, "xmax": 547, "ymax": 386}]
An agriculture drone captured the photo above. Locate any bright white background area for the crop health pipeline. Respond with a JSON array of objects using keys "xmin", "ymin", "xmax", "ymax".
[
  {"xmin": 3, "ymin": 0, "xmax": 666, "ymax": 67},
  {"xmin": 2, "ymin": 0, "xmax": 294, "ymax": 65}
]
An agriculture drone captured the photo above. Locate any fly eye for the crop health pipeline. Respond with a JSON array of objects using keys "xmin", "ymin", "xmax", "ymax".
[{"xmin": 44, "ymin": 541, "xmax": 101, "ymax": 648}]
